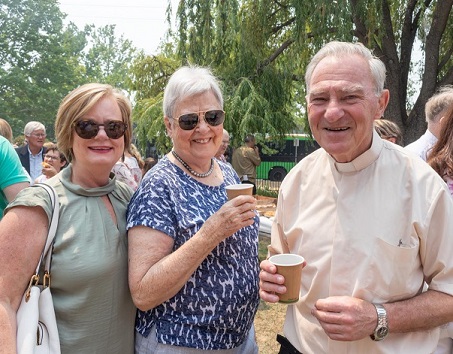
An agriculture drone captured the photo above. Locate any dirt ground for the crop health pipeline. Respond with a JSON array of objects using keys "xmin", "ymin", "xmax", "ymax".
[
  {"xmin": 255, "ymin": 233, "xmax": 286, "ymax": 353},
  {"xmin": 254, "ymin": 300, "xmax": 286, "ymax": 353}
]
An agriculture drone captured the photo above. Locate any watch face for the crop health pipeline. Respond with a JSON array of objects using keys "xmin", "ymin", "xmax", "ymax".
[{"xmin": 377, "ymin": 327, "xmax": 389, "ymax": 338}]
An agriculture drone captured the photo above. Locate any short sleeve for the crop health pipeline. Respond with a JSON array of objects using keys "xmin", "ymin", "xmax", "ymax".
[
  {"xmin": 0, "ymin": 139, "xmax": 29, "ymax": 190},
  {"xmin": 5, "ymin": 185, "xmax": 53, "ymax": 222},
  {"xmin": 126, "ymin": 160, "xmax": 178, "ymax": 238}
]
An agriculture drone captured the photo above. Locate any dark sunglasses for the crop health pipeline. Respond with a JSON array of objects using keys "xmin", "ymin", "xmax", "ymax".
[
  {"xmin": 74, "ymin": 120, "xmax": 127, "ymax": 140},
  {"xmin": 173, "ymin": 110, "xmax": 225, "ymax": 131}
]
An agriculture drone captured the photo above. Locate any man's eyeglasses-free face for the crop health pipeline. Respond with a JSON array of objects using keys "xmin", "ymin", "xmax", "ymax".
[
  {"xmin": 74, "ymin": 120, "xmax": 127, "ymax": 140},
  {"xmin": 172, "ymin": 110, "xmax": 225, "ymax": 131}
]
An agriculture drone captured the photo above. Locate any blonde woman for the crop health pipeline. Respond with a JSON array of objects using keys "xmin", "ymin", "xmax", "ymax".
[{"xmin": 0, "ymin": 83, "xmax": 136, "ymax": 353}]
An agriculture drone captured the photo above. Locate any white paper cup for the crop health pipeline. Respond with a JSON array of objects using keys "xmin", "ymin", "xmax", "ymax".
[{"xmin": 269, "ymin": 254, "xmax": 305, "ymax": 303}]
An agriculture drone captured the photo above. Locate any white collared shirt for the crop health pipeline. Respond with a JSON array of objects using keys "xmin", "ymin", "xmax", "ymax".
[
  {"xmin": 404, "ymin": 129, "xmax": 438, "ymax": 161},
  {"xmin": 270, "ymin": 132, "xmax": 453, "ymax": 353}
]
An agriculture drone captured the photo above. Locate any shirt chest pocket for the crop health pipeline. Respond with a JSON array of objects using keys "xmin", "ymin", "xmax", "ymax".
[{"xmin": 363, "ymin": 236, "xmax": 423, "ymax": 302}]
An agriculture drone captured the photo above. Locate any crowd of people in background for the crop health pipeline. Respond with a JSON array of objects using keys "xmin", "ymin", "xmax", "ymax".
[{"xmin": 1, "ymin": 40, "xmax": 453, "ymax": 354}]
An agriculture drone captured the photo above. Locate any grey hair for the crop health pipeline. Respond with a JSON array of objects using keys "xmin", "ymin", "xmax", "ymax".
[
  {"xmin": 305, "ymin": 41, "xmax": 386, "ymax": 96},
  {"xmin": 163, "ymin": 66, "xmax": 223, "ymax": 118},
  {"xmin": 425, "ymin": 85, "xmax": 453, "ymax": 123},
  {"xmin": 24, "ymin": 121, "xmax": 46, "ymax": 136}
]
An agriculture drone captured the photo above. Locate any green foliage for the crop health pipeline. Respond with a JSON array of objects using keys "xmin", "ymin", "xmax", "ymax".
[
  {"xmin": 131, "ymin": 0, "xmax": 306, "ymax": 154},
  {"xmin": 0, "ymin": 0, "xmax": 87, "ymax": 139},
  {"xmin": 83, "ymin": 24, "xmax": 140, "ymax": 90},
  {"xmin": 256, "ymin": 187, "xmax": 278, "ymax": 199},
  {"xmin": 128, "ymin": 54, "xmax": 181, "ymax": 154},
  {"xmin": 2, "ymin": 0, "xmax": 451, "ymax": 151},
  {"xmin": 0, "ymin": 0, "xmax": 141, "ymax": 141},
  {"xmin": 130, "ymin": 0, "xmax": 452, "ymax": 152}
]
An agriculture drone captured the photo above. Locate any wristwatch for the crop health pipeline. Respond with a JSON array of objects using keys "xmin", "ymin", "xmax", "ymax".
[{"xmin": 370, "ymin": 303, "xmax": 389, "ymax": 341}]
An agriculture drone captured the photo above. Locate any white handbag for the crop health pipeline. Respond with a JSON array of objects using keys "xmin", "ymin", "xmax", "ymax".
[{"xmin": 16, "ymin": 183, "xmax": 61, "ymax": 354}]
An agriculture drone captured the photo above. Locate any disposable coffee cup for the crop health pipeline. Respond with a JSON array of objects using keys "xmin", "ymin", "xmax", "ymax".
[
  {"xmin": 225, "ymin": 184, "xmax": 253, "ymax": 200},
  {"xmin": 269, "ymin": 254, "xmax": 305, "ymax": 304}
]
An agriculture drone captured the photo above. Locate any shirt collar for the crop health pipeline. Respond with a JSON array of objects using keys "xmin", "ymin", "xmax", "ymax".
[
  {"xmin": 59, "ymin": 164, "xmax": 117, "ymax": 197},
  {"xmin": 27, "ymin": 145, "xmax": 43, "ymax": 157},
  {"xmin": 329, "ymin": 130, "xmax": 383, "ymax": 173},
  {"xmin": 424, "ymin": 129, "xmax": 438, "ymax": 145}
]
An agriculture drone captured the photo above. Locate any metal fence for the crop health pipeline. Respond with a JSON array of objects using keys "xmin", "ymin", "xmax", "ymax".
[{"xmin": 256, "ymin": 179, "xmax": 281, "ymax": 192}]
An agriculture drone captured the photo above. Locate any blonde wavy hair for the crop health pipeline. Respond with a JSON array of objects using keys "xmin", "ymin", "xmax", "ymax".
[{"xmin": 55, "ymin": 83, "xmax": 132, "ymax": 163}]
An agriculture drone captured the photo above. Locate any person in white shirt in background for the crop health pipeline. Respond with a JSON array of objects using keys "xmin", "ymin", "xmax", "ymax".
[
  {"xmin": 405, "ymin": 86, "xmax": 453, "ymax": 161},
  {"xmin": 34, "ymin": 143, "xmax": 67, "ymax": 184}
]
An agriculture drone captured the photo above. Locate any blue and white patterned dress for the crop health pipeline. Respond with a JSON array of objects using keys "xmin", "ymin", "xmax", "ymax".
[{"xmin": 126, "ymin": 156, "xmax": 260, "ymax": 350}]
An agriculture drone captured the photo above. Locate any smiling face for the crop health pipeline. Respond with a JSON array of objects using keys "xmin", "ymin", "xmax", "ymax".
[
  {"xmin": 306, "ymin": 55, "xmax": 389, "ymax": 162},
  {"xmin": 71, "ymin": 95, "xmax": 124, "ymax": 173},
  {"xmin": 165, "ymin": 90, "xmax": 223, "ymax": 170}
]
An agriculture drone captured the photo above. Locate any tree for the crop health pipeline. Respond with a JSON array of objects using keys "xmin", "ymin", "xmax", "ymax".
[
  {"xmin": 0, "ymin": 0, "xmax": 87, "ymax": 139},
  {"xmin": 130, "ymin": 0, "xmax": 299, "ymax": 153},
  {"xmin": 349, "ymin": 0, "xmax": 453, "ymax": 143},
  {"xmin": 128, "ymin": 53, "xmax": 180, "ymax": 154},
  {"xmin": 130, "ymin": 0, "xmax": 452, "ymax": 152},
  {"xmin": 83, "ymin": 24, "xmax": 140, "ymax": 90},
  {"xmin": 0, "ymin": 0, "xmax": 141, "ymax": 141}
]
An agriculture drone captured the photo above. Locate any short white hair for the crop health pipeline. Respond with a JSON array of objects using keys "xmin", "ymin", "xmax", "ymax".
[
  {"xmin": 24, "ymin": 121, "xmax": 46, "ymax": 136},
  {"xmin": 163, "ymin": 65, "xmax": 223, "ymax": 119},
  {"xmin": 305, "ymin": 41, "xmax": 386, "ymax": 96}
]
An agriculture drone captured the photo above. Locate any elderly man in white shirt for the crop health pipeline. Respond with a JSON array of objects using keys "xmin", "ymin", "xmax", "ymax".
[{"xmin": 259, "ymin": 41, "xmax": 453, "ymax": 354}]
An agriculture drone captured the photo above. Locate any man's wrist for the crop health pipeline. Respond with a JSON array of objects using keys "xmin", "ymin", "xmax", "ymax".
[{"xmin": 370, "ymin": 303, "xmax": 389, "ymax": 341}]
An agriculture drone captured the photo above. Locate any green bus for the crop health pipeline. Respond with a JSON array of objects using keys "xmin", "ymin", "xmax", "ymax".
[{"xmin": 256, "ymin": 134, "xmax": 320, "ymax": 181}]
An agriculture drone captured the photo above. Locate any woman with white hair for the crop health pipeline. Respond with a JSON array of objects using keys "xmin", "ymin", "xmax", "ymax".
[{"xmin": 127, "ymin": 66, "xmax": 260, "ymax": 353}]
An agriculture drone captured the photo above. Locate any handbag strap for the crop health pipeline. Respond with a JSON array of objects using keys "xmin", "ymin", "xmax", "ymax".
[{"xmin": 32, "ymin": 183, "xmax": 60, "ymax": 275}]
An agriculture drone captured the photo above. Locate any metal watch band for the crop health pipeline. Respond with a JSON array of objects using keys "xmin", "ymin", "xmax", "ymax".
[{"xmin": 370, "ymin": 303, "xmax": 389, "ymax": 341}]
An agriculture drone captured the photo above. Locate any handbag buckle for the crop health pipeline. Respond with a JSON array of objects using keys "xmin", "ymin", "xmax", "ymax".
[
  {"xmin": 42, "ymin": 271, "xmax": 51, "ymax": 289},
  {"xmin": 25, "ymin": 275, "xmax": 40, "ymax": 302}
]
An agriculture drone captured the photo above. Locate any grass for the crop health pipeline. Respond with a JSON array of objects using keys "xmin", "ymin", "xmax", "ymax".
[
  {"xmin": 256, "ymin": 187, "xmax": 279, "ymax": 198},
  {"xmin": 254, "ymin": 234, "xmax": 287, "ymax": 354}
]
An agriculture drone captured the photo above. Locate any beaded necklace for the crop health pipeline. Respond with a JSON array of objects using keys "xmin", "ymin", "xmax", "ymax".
[{"xmin": 171, "ymin": 150, "xmax": 214, "ymax": 178}]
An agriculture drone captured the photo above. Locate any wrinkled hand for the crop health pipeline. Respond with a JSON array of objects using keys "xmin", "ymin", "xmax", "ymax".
[
  {"xmin": 311, "ymin": 296, "xmax": 377, "ymax": 341},
  {"xmin": 259, "ymin": 259, "xmax": 286, "ymax": 303},
  {"xmin": 202, "ymin": 195, "xmax": 257, "ymax": 242}
]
